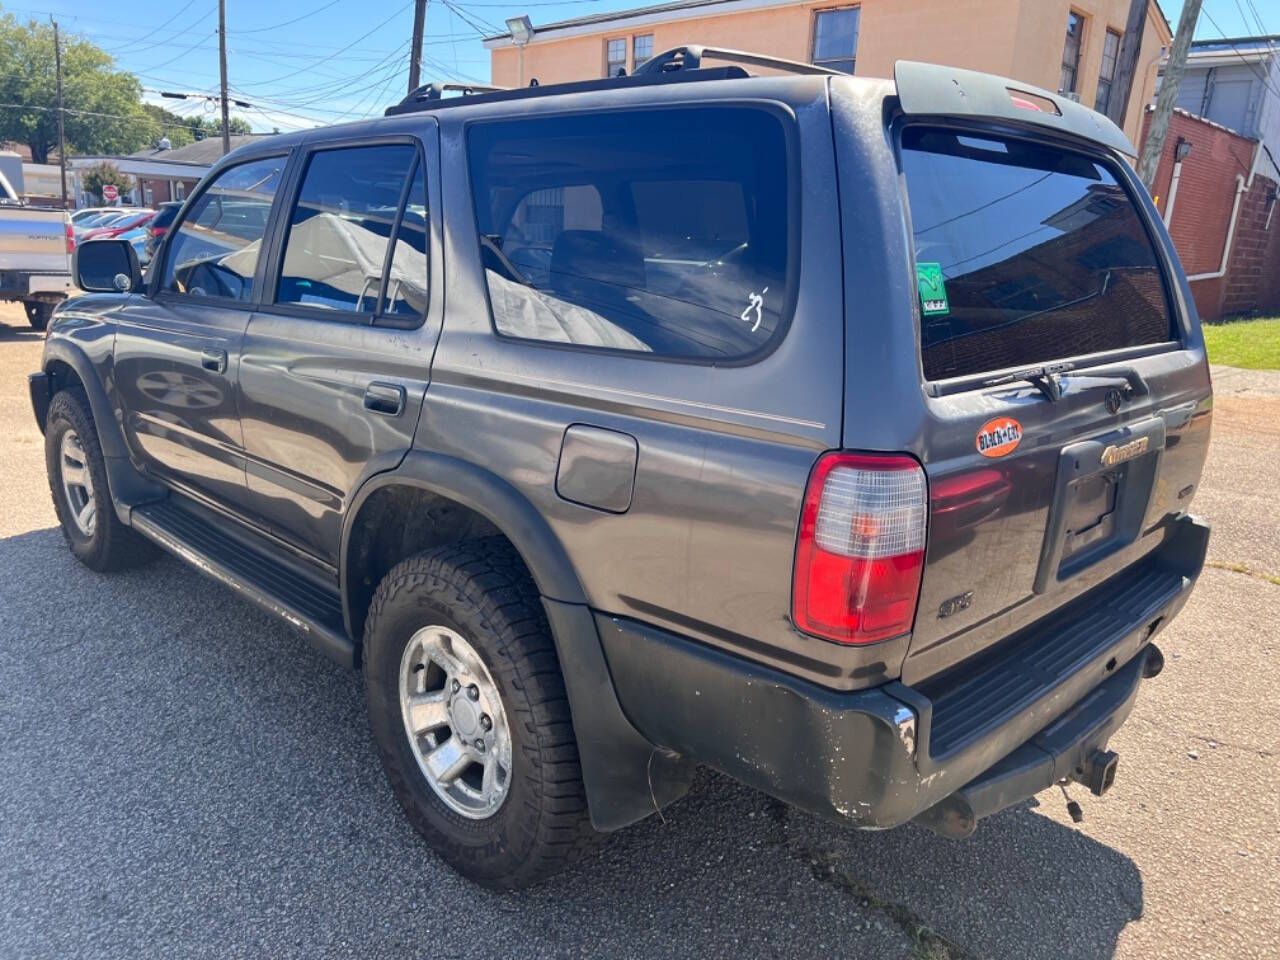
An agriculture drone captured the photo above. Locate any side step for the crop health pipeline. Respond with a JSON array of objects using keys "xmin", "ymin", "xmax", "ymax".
[{"xmin": 131, "ymin": 498, "xmax": 355, "ymax": 667}]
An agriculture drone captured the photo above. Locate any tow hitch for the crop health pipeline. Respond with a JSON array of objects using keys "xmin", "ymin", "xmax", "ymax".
[
  {"xmin": 1071, "ymin": 748, "xmax": 1120, "ymax": 797},
  {"xmin": 915, "ymin": 645, "xmax": 1162, "ymax": 839}
]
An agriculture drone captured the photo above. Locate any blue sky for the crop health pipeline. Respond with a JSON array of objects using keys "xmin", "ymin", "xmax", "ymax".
[{"xmin": 6, "ymin": 0, "xmax": 1273, "ymax": 133}]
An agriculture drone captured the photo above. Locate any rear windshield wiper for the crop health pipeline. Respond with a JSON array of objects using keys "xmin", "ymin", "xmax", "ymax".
[{"xmin": 982, "ymin": 361, "xmax": 1074, "ymax": 402}]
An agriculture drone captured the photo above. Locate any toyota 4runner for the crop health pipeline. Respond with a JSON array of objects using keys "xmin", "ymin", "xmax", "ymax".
[{"xmin": 31, "ymin": 50, "xmax": 1212, "ymax": 888}]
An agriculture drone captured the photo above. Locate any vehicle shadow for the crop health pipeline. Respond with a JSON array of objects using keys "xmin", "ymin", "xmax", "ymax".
[
  {"xmin": 0, "ymin": 317, "xmax": 45, "ymax": 342},
  {"xmin": 0, "ymin": 527, "xmax": 1143, "ymax": 960}
]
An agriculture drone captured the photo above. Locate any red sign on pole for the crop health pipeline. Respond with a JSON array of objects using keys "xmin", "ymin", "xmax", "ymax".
[{"xmin": 102, "ymin": 184, "xmax": 119, "ymax": 202}]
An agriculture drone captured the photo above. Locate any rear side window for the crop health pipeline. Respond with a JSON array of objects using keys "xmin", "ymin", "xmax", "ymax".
[
  {"xmin": 466, "ymin": 107, "xmax": 792, "ymax": 361},
  {"xmin": 277, "ymin": 144, "xmax": 417, "ymax": 314},
  {"xmin": 901, "ymin": 127, "xmax": 1174, "ymax": 381}
]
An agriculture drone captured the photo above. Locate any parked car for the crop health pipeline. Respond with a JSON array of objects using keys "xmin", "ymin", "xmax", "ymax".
[
  {"xmin": 0, "ymin": 166, "xmax": 72, "ymax": 329},
  {"xmin": 143, "ymin": 201, "xmax": 182, "ymax": 265},
  {"xmin": 112, "ymin": 225, "xmax": 150, "ymax": 266},
  {"xmin": 71, "ymin": 207, "xmax": 118, "ymax": 226},
  {"xmin": 32, "ymin": 52, "xmax": 1212, "ymax": 889},
  {"xmin": 79, "ymin": 210, "xmax": 154, "ymax": 242},
  {"xmin": 72, "ymin": 208, "xmax": 146, "ymax": 241}
]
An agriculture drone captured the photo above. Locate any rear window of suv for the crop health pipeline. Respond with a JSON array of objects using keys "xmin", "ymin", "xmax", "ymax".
[
  {"xmin": 466, "ymin": 106, "xmax": 793, "ymax": 361},
  {"xmin": 901, "ymin": 127, "xmax": 1175, "ymax": 382}
]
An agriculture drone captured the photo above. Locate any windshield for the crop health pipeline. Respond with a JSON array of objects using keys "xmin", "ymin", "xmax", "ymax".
[{"xmin": 901, "ymin": 127, "xmax": 1174, "ymax": 381}]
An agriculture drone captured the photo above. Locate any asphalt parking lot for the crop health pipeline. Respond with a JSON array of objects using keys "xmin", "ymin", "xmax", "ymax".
[{"xmin": 2, "ymin": 302, "xmax": 1277, "ymax": 959}]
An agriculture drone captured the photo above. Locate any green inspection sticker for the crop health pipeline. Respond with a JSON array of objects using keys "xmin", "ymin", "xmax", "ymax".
[{"xmin": 916, "ymin": 261, "xmax": 950, "ymax": 316}]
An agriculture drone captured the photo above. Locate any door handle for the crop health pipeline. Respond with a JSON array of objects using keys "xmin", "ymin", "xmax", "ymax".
[
  {"xmin": 201, "ymin": 348, "xmax": 227, "ymax": 374},
  {"xmin": 364, "ymin": 381, "xmax": 405, "ymax": 416}
]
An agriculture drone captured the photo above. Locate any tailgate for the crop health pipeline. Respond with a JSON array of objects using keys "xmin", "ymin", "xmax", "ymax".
[
  {"xmin": 0, "ymin": 207, "xmax": 70, "ymax": 275},
  {"xmin": 894, "ymin": 125, "xmax": 1212, "ymax": 685}
]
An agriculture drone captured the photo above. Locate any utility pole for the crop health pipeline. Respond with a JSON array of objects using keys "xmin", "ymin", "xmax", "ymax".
[
  {"xmin": 1137, "ymin": 0, "xmax": 1202, "ymax": 190},
  {"xmin": 408, "ymin": 0, "xmax": 427, "ymax": 93},
  {"xmin": 1104, "ymin": 0, "xmax": 1148, "ymax": 128},
  {"xmin": 218, "ymin": 0, "xmax": 231, "ymax": 156},
  {"xmin": 51, "ymin": 18, "xmax": 68, "ymax": 210}
]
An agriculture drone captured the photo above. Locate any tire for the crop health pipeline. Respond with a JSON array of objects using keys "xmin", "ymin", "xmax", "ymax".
[
  {"xmin": 45, "ymin": 389, "xmax": 159, "ymax": 572},
  {"xmin": 24, "ymin": 300, "xmax": 52, "ymax": 331},
  {"xmin": 363, "ymin": 538, "xmax": 597, "ymax": 889}
]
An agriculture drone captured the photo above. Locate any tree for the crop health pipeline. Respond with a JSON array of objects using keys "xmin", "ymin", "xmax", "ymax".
[
  {"xmin": 81, "ymin": 161, "xmax": 133, "ymax": 203},
  {"xmin": 0, "ymin": 13, "xmax": 147, "ymax": 162},
  {"xmin": 139, "ymin": 103, "xmax": 253, "ymax": 150},
  {"xmin": 0, "ymin": 14, "xmax": 254, "ymax": 162}
]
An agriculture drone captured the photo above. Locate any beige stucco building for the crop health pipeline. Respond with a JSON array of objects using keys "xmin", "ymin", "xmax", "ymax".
[{"xmin": 487, "ymin": 0, "xmax": 1171, "ymax": 147}]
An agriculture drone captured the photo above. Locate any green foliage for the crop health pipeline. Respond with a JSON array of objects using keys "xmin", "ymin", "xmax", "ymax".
[
  {"xmin": 1202, "ymin": 317, "xmax": 1280, "ymax": 370},
  {"xmin": 0, "ymin": 11, "xmax": 255, "ymax": 161},
  {"xmin": 140, "ymin": 103, "xmax": 253, "ymax": 150},
  {"xmin": 80, "ymin": 160, "xmax": 133, "ymax": 203},
  {"xmin": 0, "ymin": 12, "xmax": 144, "ymax": 161}
]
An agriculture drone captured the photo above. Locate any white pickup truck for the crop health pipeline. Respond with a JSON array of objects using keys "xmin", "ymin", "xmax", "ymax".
[{"xmin": 0, "ymin": 169, "xmax": 73, "ymax": 330}]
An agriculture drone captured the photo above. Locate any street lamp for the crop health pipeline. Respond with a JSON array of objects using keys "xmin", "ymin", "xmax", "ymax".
[{"xmin": 505, "ymin": 15, "xmax": 534, "ymax": 86}]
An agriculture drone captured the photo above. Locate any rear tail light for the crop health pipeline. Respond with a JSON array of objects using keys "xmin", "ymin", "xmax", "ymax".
[
  {"xmin": 792, "ymin": 452, "xmax": 927, "ymax": 645},
  {"xmin": 65, "ymin": 222, "xmax": 75, "ymax": 254}
]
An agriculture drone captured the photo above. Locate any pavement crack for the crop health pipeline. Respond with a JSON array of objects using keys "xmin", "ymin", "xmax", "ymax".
[
  {"xmin": 1206, "ymin": 560, "xmax": 1280, "ymax": 587},
  {"xmin": 798, "ymin": 845, "xmax": 979, "ymax": 960},
  {"xmin": 764, "ymin": 798, "xmax": 976, "ymax": 960}
]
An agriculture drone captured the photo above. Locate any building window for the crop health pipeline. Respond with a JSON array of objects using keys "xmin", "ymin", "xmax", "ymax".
[
  {"xmin": 1060, "ymin": 11, "xmax": 1085, "ymax": 95},
  {"xmin": 633, "ymin": 34, "xmax": 653, "ymax": 69},
  {"xmin": 1095, "ymin": 28, "xmax": 1121, "ymax": 113},
  {"xmin": 175, "ymin": 181, "xmax": 186, "ymax": 200},
  {"xmin": 606, "ymin": 38, "xmax": 626, "ymax": 77},
  {"xmin": 812, "ymin": 7, "xmax": 859, "ymax": 74}
]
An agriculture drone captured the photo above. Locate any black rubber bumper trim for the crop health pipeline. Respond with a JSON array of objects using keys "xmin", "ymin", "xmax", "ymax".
[
  {"xmin": 597, "ymin": 515, "xmax": 1208, "ymax": 830},
  {"xmin": 913, "ymin": 646, "xmax": 1152, "ymax": 839}
]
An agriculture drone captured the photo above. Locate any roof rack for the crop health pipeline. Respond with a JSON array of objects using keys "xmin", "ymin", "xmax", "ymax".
[
  {"xmin": 383, "ymin": 65, "xmax": 748, "ymax": 115},
  {"xmin": 395, "ymin": 81, "xmax": 508, "ymax": 108},
  {"xmin": 634, "ymin": 45, "xmax": 842, "ymax": 77}
]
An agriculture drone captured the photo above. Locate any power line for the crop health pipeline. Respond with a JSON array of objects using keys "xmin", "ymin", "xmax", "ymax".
[
  {"xmin": 1199, "ymin": 7, "xmax": 1280, "ymax": 100},
  {"xmin": 232, "ymin": 0, "xmax": 344, "ymax": 33},
  {"xmin": 238, "ymin": 0, "xmax": 415, "ymax": 86},
  {"xmin": 99, "ymin": 0, "xmax": 202, "ymax": 56}
]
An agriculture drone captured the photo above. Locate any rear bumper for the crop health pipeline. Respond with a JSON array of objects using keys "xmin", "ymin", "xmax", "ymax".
[
  {"xmin": 598, "ymin": 514, "xmax": 1208, "ymax": 833},
  {"xmin": 0, "ymin": 271, "xmax": 72, "ymax": 299}
]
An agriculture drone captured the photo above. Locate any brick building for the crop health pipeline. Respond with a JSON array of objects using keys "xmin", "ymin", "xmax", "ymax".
[{"xmin": 1144, "ymin": 108, "xmax": 1280, "ymax": 321}]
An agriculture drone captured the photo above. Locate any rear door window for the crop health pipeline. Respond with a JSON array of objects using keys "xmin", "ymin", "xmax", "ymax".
[
  {"xmin": 900, "ymin": 127, "xmax": 1174, "ymax": 381},
  {"xmin": 276, "ymin": 144, "xmax": 416, "ymax": 314},
  {"xmin": 466, "ymin": 107, "xmax": 793, "ymax": 361}
]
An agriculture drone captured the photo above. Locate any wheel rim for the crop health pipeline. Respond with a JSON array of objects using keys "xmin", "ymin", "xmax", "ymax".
[
  {"xmin": 59, "ymin": 429, "xmax": 96, "ymax": 537},
  {"xmin": 399, "ymin": 625, "xmax": 512, "ymax": 819}
]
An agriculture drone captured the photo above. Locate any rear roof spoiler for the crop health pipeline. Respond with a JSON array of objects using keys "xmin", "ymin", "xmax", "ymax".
[{"xmin": 893, "ymin": 60, "xmax": 1136, "ymax": 158}]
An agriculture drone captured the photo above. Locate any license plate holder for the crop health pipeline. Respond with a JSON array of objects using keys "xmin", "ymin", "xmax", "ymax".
[{"xmin": 1033, "ymin": 417, "xmax": 1166, "ymax": 594}]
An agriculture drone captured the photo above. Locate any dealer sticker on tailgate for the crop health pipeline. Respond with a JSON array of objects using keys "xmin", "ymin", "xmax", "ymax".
[{"xmin": 976, "ymin": 417, "xmax": 1023, "ymax": 458}]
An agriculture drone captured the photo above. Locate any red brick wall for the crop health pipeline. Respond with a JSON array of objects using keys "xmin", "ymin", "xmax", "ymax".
[
  {"xmin": 1222, "ymin": 174, "xmax": 1280, "ymax": 318},
  {"xmin": 136, "ymin": 177, "xmax": 199, "ymax": 208},
  {"xmin": 1141, "ymin": 109, "xmax": 1280, "ymax": 321}
]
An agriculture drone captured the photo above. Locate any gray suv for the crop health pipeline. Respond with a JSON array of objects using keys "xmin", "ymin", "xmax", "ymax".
[{"xmin": 31, "ymin": 49, "xmax": 1212, "ymax": 889}]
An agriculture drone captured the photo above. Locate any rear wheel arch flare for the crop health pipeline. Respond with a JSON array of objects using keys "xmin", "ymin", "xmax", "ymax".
[{"xmin": 340, "ymin": 454, "xmax": 589, "ymax": 642}]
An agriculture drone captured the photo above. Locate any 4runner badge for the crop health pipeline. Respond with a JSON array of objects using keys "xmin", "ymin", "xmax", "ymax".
[
  {"xmin": 1101, "ymin": 436, "xmax": 1150, "ymax": 467},
  {"xmin": 976, "ymin": 417, "xmax": 1022, "ymax": 458}
]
